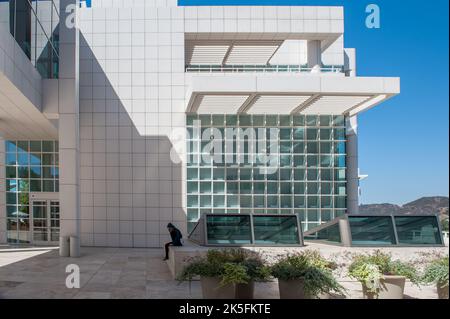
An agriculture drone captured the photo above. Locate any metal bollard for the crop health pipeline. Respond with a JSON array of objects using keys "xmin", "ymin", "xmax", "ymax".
[
  {"xmin": 59, "ymin": 236, "xmax": 70, "ymax": 257},
  {"xmin": 69, "ymin": 236, "xmax": 80, "ymax": 257}
]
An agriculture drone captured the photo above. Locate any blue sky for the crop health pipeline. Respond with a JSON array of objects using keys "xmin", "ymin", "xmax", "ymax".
[{"xmin": 180, "ymin": 0, "xmax": 449, "ymax": 205}]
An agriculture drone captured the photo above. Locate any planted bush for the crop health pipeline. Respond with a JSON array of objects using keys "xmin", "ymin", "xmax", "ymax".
[
  {"xmin": 348, "ymin": 250, "xmax": 419, "ymax": 297},
  {"xmin": 422, "ymin": 256, "xmax": 449, "ymax": 290},
  {"xmin": 271, "ymin": 251, "xmax": 344, "ymax": 299},
  {"xmin": 178, "ymin": 249, "xmax": 269, "ymax": 286}
]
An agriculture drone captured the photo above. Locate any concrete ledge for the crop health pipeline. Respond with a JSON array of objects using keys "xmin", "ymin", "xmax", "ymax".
[
  {"xmin": 166, "ymin": 241, "xmax": 208, "ymax": 279},
  {"xmin": 166, "ymin": 241, "xmax": 449, "ymax": 280}
]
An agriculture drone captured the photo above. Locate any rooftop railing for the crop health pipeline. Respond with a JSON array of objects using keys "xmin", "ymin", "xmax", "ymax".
[{"xmin": 185, "ymin": 64, "xmax": 345, "ymax": 74}]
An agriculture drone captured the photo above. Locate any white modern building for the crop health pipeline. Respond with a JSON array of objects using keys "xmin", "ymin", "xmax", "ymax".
[{"xmin": 9, "ymin": 0, "xmax": 442, "ymax": 255}]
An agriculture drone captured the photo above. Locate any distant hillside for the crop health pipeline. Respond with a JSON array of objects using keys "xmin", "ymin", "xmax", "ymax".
[{"xmin": 359, "ymin": 196, "xmax": 449, "ymax": 219}]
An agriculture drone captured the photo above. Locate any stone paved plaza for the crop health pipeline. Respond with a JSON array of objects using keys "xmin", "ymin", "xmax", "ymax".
[{"xmin": 0, "ymin": 245, "xmax": 447, "ymax": 299}]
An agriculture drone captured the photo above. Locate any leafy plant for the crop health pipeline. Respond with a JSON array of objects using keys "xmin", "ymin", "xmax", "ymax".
[
  {"xmin": 348, "ymin": 250, "xmax": 419, "ymax": 295},
  {"xmin": 221, "ymin": 263, "xmax": 250, "ymax": 286},
  {"xmin": 177, "ymin": 249, "xmax": 269, "ymax": 286},
  {"xmin": 422, "ymin": 256, "xmax": 449, "ymax": 289},
  {"xmin": 270, "ymin": 251, "xmax": 345, "ymax": 298},
  {"xmin": 442, "ymin": 219, "xmax": 449, "ymax": 232}
]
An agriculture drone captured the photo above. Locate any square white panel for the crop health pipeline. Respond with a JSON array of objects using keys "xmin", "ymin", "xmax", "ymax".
[
  {"xmin": 196, "ymin": 95, "xmax": 250, "ymax": 114},
  {"xmin": 247, "ymin": 95, "xmax": 312, "ymax": 114}
]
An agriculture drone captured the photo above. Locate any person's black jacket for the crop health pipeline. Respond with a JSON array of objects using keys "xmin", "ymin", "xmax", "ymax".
[{"xmin": 170, "ymin": 227, "xmax": 183, "ymax": 246}]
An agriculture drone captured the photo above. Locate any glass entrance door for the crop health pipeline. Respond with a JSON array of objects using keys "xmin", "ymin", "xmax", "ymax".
[{"xmin": 31, "ymin": 200, "xmax": 60, "ymax": 245}]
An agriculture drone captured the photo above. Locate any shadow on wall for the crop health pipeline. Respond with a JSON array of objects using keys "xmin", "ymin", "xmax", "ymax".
[{"xmin": 77, "ymin": 33, "xmax": 185, "ymax": 248}]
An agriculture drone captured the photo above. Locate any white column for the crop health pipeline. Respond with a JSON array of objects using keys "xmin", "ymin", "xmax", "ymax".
[
  {"xmin": 0, "ymin": 136, "xmax": 6, "ymax": 244},
  {"xmin": 58, "ymin": 0, "xmax": 80, "ymax": 256},
  {"xmin": 346, "ymin": 115, "xmax": 359, "ymax": 215},
  {"xmin": 307, "ymin": 40, "xmax": 322, "ymax": 70}
]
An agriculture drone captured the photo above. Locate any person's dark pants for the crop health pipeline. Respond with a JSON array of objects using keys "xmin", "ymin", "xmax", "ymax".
[{"xmin": 164, "ymin": 242, "xmax": 182, "ymax": 259}]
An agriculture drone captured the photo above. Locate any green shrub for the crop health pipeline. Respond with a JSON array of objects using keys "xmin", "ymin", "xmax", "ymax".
[
  {"xmin": 442, "ymin": 219, "xmax": 449, "ymax": 232},
  {"xmin": 270, "ymin": 251, "xmax": 344, "ymax": 298},
  {"xmin": 422, "ymin": 256, "xmax": 449, "ymax": 289},
  {"xmin": 348, "ymin": 250, "xmax": 419, "ymax": 295},
  {"xmin": 177, "ymin": 249, "xmax": 269, "ymax": 286}
]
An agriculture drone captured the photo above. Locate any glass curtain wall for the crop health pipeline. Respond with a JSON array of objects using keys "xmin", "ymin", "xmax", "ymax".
[
  {"xmin": 1, "ymin": 0, "xmax": 59, "ymax": 78},
  {"xmin": 186, "ymin": 114, "xmax": 347, "ymax": 232},
  {"xmin": 4, "ymin": 140, "xmax": 59, "ymax": 243}
]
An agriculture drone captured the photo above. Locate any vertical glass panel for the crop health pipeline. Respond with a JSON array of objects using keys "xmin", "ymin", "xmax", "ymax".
[
  {"xmin": 293, "ymin": 128, "xmax": 304, "ymax": 140},
  {"xmin": 186, "ymin": 114, "xmax": 196, "ymax": 125},
  {"xmin": 213, "ymin": 195, "xmax": 225, "ymax": 208},
  {"xmin": 212, "ymin": 114, "xmax": 224, "ymax": 126},
  {"xmin": 200, "ymin": 195, "xmax": 212, "ymax": 207},
  {"xmin": 187, "ymin": 182, "xmax": 198, "ymax": 193},
  {"xmin": 42, "ymin": 141, "xmax": 54, "ymax": 152},
  {"xmin": 6, "ymin": 166, "xmax": 16, "ymax": 178},
  {"xmin": 254, "ymin": 196, "xmax": 265, "ymax": 208},
  {"xmin": 212, "ymin": 168, "xmax": 225, "ymax": 180},
  {"xmin": 213, "ymin": 182, "xmax": 225, "ymax": 194},
  {"xmin": 6, "ymin": 153, "xmax": 17, "ymax": 165},
  {"xmin": 43, "ymin": 180, "xmax": 54, "ymax": 192},
  {"xmin": 335, "ymin": 141, "xmax": 346, "ymax": 154},
  {"xmin": 306, "ymin": 128, "xmax": 318, "ymax": 140},
  {"xmin": 333, "ymin": 115, "xmax": 345, "ymax": 127},
  {"xmin": 319, "ymin": 115, "xmax": 331, "ymax": 127},
  {"xmin": 227, "ymin": 195, "xmax": 239, "ymax": 208},
  {"xmin": 280, "ymin": 196, "xmax": 292, "ymax": 208},
  {"xmin": 307, "ymin": 196, "xmax": 319, "ymax": 208},
  {"xmin": 279, "ymin": 115, "xmax": 291, "ymax": 126},
  {"xmin": 6, "ymin": 141, "xmax": 17, "ymax": 152},
  {"xmin": 321, "ymin": 196, "xmax": 333, "ymax": 208},
  {"xmin": 293, "ymin": 115, "xmax": 305, "ymax": 126},
  {"xmin": 266, "ymin": 115, "xmax": 278, "ymax": 126},
  {"xmin": 199, "ymin": 114, "xmax": 211, "ymax": 126},
  {"xmin": 294, "ymin": 196, "xmax": 306, "ymax": 208},
  {"xmin": 349, "ymin": 216, "xmax": 396, "ymax": 246},
  {"xmin": 320, "ymin": 142, "xmax": 332, "ymax": 154},
  {"xmin": 253, "ymin": 216, "xmax": 300, "ymax": 245},
  {"xmin": 253, "ymin": 115, "xmax": 264, "ymax": 126},
  {"xmin": 206, "ymin": 215, "xmax": 252, "ymax": 244},
  {"xmin": 267, "ymin": 196, "xmax": 278, "ymax": 208},
  {"xmin": 320, "ymin": 128, "xmax": 332, "ymax": 140},
  {"xmin": 187, "ymin": 195, "xmax": 198, "ymax": 207},
  {"xmin": 306, "ymin": 115, "xmax": 318, "ymax": 126},
  {"xmin": 17, "ymin": 141, "xmax": 29, "ymax": 153},
  {"xmin": 226, "ymin": 115, "xmax": 237, "ymax": 126},
  {"xmin": 394, "ymin": 216, "xmax": 443, "ymax": 245},
  {"xmin": 334, "ymin": 128, "xmax": 346, "ymax": 140},
  {"xmin": 307, "ymin": 183, "xmax": 319, "ymax": 195},
  {"xmin": 334, "ymin": 196, "xmax": 346, "ymax": 209},
  {"xmin": 307, "ymin": 142, "xmax": 318, "ymax": 154}
]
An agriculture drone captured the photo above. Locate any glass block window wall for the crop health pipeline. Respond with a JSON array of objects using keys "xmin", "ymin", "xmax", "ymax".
[{"xmin": 186, "ymin": 114, "xmax": 347, "ymax": 232}]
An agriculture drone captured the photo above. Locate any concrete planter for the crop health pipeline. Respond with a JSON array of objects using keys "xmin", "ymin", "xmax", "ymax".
[
  {"xmin": 437, "ymin": 283, "xmax": 449, "ymax": 299},
  {"xmin": 200, "ymin": 277, "xmax": 235, "ymax": 299},
  {"xmin": 362, "ymin": 276, "xmax": 406, "ymax": 299},
  {"xmin": 278, "ymin": 279, "xmax": 313, "ymax": 299},
  {"xmin": 235, "ymin": 282, "xmax": 255, "ymax": 299}
]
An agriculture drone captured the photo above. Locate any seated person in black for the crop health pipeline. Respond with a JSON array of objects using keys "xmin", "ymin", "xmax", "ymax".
[{"xmin": 163, "ymin": 223, "xmax": 183, "ymax": 261}]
